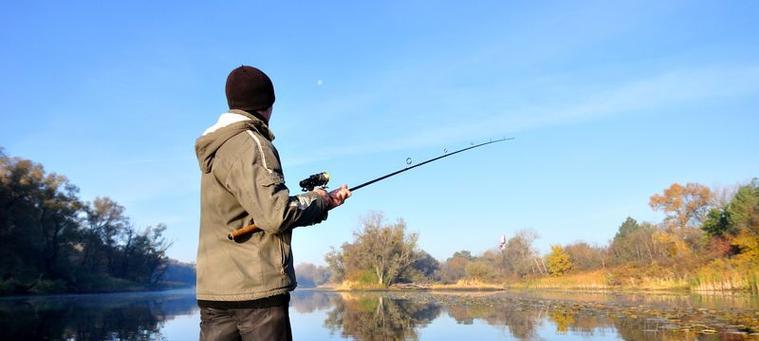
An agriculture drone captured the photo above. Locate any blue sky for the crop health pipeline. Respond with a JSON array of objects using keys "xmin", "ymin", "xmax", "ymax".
[{"xmin": 2, "ymin": 1, "xmax": 758, "ymax": 264}]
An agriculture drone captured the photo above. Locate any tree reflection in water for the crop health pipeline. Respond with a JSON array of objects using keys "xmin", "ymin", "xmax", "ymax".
[
  {"xmin": 323, "ymin": 292, "xmax": 441, "ymax": 340},
  {"xmin": 0, "ymin": 289, "xmax": 197, "ymax": 340},
  {"xmin": 2, "ymin": 289, "xmax": 755, "ymax": 340},
  {"xmin": 308, "ymin": 291, "xmax": 757, "ymax": 341}
]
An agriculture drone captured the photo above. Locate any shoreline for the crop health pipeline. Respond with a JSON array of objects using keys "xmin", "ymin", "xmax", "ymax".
[
  {"xmin": 5, "ymin": 283, "xmax": 756, "ymax": 299},
  {"xmin": 303, "ymin": 285, "xmax": 756, "ymax": 296},
  {"xmin": 0, "ymin": 285, "xmax": 195, "ymax": 300}
]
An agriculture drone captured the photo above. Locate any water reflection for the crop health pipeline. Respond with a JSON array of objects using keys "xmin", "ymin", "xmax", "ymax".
[
  {"xmin": 296, "ymin": 291, "xmax": 758, "ymax": 340},
  {"xmin": 1, "ymin": 289, "xmax": 757, "ymax": 340},
  {"xmin": 321, "ymin": 293, "xmax": 441, "ymax": 340},
  {"xmin": 0, "ymin": 289, "xmax": 197, "ymax": 340}
]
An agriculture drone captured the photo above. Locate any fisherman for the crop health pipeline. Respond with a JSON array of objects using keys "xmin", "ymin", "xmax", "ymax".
[{"xmin": 194, "ymin": 65, "xmax": 351, "ymax": 340}]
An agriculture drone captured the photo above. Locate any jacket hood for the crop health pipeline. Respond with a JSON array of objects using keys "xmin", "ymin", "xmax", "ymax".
[{"xmin": 195, "ymin": 111, "xmax": 275, "ymax": 173}]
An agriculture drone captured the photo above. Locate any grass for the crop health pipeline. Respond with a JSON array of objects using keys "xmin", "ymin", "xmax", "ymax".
[
  {"xmin": 427, "ymin": 279, "xmax": 505, "ymax": 290},
  {"xmin": 328, "ymin": 262, "xmax": 759, "ymax": 293},
  {"xmin": 514, "ymin": 271, "xmax": 609, "ymax": 290},
  {"xmin": 692, "ymin": 259, "xmax": 759, "ymax": 294}
]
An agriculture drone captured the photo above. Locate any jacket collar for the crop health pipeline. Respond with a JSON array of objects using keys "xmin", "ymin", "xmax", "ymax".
[
  {"xmin": 229, "ymin": 109, "xmax": 275, "ymax": 141},
  {"xmin": 202, "ymin": 109, "xmax": 275, "ymax": 141}
]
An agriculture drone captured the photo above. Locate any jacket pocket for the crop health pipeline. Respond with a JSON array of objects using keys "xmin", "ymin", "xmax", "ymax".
[{"xmin": 277, "ymin": 234, "xmax": 287, "ymax": 269}]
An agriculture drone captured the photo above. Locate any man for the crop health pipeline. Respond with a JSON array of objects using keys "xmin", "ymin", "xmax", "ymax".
[{"xmin": 194, "ymin": 65, "xmax": 351, "ymax": 340}]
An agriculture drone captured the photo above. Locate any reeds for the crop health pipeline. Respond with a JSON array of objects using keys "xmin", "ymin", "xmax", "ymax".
[{"xmin": 692, "ymin": 261, "xmax": 759, "ymax": 294}]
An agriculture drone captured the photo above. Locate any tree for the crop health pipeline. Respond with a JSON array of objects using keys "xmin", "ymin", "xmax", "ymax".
[
  {"xmin": 546, "ymin": 245, "xmax": 572, "ymax": 276},
  {"xmin": 727, "ymin": 179, "xmax": 759, "ymax": 236},
  {"xmin": 118, "ymin": 224, "xmax": 171, "ymax": 286},
  {"xmin": 295, "ymin": 263, "xmax": 331, "ymax": 287},
  {"xmin": 615, "ymin": 217, "xmax": 640, "ymax": 240},
  {"xmin": 702, "ymin": 207, "xmax": 735, "ymax": 237},
  {"xmin": 649, "ymin": 183, "xmax": 712, "ymax": 229},
  {"xmin": 499, "ymin": 229, "xmax": 542, "ymax": 277},
  {"xmin": 325, "ymin": 247, "xmax": 345, "ymax": 283},
  {"xmin": 399, "ymin": 250, "xmax": 440, "ymax": 283},
  {"xmin": 465, "ymin": 261, "xmax": 496, "ymax": 281},
  {"xmin": 327, "ymin": 212, "xmax": 418, "ymax": 287},
  {"xmin": 451, "ymin": 250, "xmax": 474, "ymax": 260},
  {"xmin": 439, "ymin": 250, "xmax": 473, "ymax": 283},
  {"xmin": 0, "ymin": 153, "xmax": 83, "ymax": 281},
  {"xmin": 725, "ymin": 179, "xmax": 759, "ymax": 263},
  {"xmin": 610, "ymin": 219, "xmax": 656, "ymax": 264},
  {"xmin": 82, "ymin": 197, "xmax": 131, "ymax": 274},
  {"xmin": 0, "ymin": 148, "xmax": 174, "ymax": 294},
  {"xmin": 563, "ymin": 242, "xmax": 605, "ymax": 271}
]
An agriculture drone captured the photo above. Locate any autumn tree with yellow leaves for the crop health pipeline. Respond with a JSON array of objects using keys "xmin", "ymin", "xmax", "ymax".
[
  {"xmin": 649, "ymin": 183, "xmax": 713, "ymax": 230},
  {"xmin": 546, "ymin": 245, "xmax": 572, "ymax": 276}
]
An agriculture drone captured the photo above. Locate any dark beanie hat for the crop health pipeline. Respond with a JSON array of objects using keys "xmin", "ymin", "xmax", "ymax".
[{"xmin": 225, "ymin": 66, "xmax": 275, "ymax": 111}]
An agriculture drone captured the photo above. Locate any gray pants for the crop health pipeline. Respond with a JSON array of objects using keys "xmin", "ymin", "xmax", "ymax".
[{"xmin": 199, "ymin": 305, "xmax": 292, "ymax": 341}]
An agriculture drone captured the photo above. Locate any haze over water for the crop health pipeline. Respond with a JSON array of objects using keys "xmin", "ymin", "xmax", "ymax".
[{"xmin": 2, "ymin": 288, "xmax": 757, "ymax": 340}]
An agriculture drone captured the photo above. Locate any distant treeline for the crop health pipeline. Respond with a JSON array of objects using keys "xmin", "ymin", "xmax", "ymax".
[
  {"xmin": 0, "ymin": 148, "xmax": 194, "ymax": 295},
  {"xmin": 297, "ymin": 178, "xmax": 759, "ymax": 292}
]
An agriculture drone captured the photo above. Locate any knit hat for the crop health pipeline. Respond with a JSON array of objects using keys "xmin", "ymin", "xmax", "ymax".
[{"xmin": 225, "ymin": 66, "xmax": 275, "ymax": 112}]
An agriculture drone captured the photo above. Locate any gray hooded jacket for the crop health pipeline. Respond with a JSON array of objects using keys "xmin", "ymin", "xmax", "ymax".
[{"xmin": 194, "ymin": 109, "xmax": 328, "ymax": 302}]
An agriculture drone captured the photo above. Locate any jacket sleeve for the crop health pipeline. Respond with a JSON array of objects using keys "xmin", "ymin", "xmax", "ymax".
[{"xmin": 224, "ymin": 134, "xmax": 329, "ymax": 234}]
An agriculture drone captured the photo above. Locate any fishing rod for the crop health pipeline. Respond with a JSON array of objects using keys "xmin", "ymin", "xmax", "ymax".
[
  {"xmin": 228, "ymin": 137, "xmax": 513, "ymax": 240},
  {"xmin": 347, "ymin": 137, "xmax": 513, "ymax": 192}
]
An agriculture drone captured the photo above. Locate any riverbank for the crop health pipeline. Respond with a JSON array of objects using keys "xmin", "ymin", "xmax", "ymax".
[
  {"xmin": 0, "ymin": 277, "xmax": 193, "ymax": 297},
  {"xmin": 514, "ymin": 265, "xmax": 759, "ymax": 294},
  {"xmin": 322, "ymin": 266, "xmax": 759, "ymax": 294}
]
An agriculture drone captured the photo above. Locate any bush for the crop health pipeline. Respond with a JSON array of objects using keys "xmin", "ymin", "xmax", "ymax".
[
  {"xmin": 546, "ymin": 245, "xmax": 572, "ymax": 276},
  {"xmin": 348, "ymin": 270, "xmax": 379, "ymax": 285},
  {"xmin": 0, "ymin": 278, "xmax": 24, "ymax": 295},
  {"xmin": 28, "ymin": 279, "xmax": 67, "ymax": 294},
  {"xmin": 465, "ymin": 261, "xmax": 496, "ymax": 282}
]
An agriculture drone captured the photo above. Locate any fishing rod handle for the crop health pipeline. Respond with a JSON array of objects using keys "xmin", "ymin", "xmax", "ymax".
[{"xmin": 227, "ymin": 224, "xmax": 260, "ymax": 241}]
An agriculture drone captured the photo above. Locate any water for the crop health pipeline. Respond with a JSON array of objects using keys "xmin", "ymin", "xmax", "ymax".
[{"xmin": 1, "ymin": 288, "xmax": 757, "ymax": 340}]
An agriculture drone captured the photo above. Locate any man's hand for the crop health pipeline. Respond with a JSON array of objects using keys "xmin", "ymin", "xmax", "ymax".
[
  {"xmin": 329, "ymin": 184, "xmax": 351, "ymax": 209},
  {"xmin": 314, "ymin": 184, "xmax": 351, "ymax": 209}
]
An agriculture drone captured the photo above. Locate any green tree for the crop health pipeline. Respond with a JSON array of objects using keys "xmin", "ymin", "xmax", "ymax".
[
  {"xmin": 727, "ymin": 179, "xmax": 759, "ymax": 236},
  {"xmin": 726, "ymin": 179, "xmax": 759, "ymax": 262},
  {"xmin": 0, "ymin": 148, "xmax": 174, "ymax": 294},
  {"xmin": 615, "ymin": 217, "xmax": 640, "ymax": 240},
  {"xmin": 84, "ymin": 197, "xmax": 131, "ymax": 274},
  {"xmin": 702, "ymin": 207, "xmax": 735, "ymax": 237},
  {"xmin": 0, "ymin": 152, "xmax": 82, "ymax": 284},
  {"xmin": 546, "ymin": 245, "xmax": 572, "ymax": 276},
  {"xmin": 121, "ymin": 224, "xmax": 171, "ymax": 286}
]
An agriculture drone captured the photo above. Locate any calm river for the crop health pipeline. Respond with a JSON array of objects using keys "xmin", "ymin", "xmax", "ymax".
[{"xmin": 1, "ymin": 288, "xmax": 758, "ymax": 340}]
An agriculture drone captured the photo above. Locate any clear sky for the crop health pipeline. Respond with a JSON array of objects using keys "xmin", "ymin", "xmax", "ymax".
[{"xmin": 2, "ymin": 1, "xmax": 758, "ymax": 265}]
